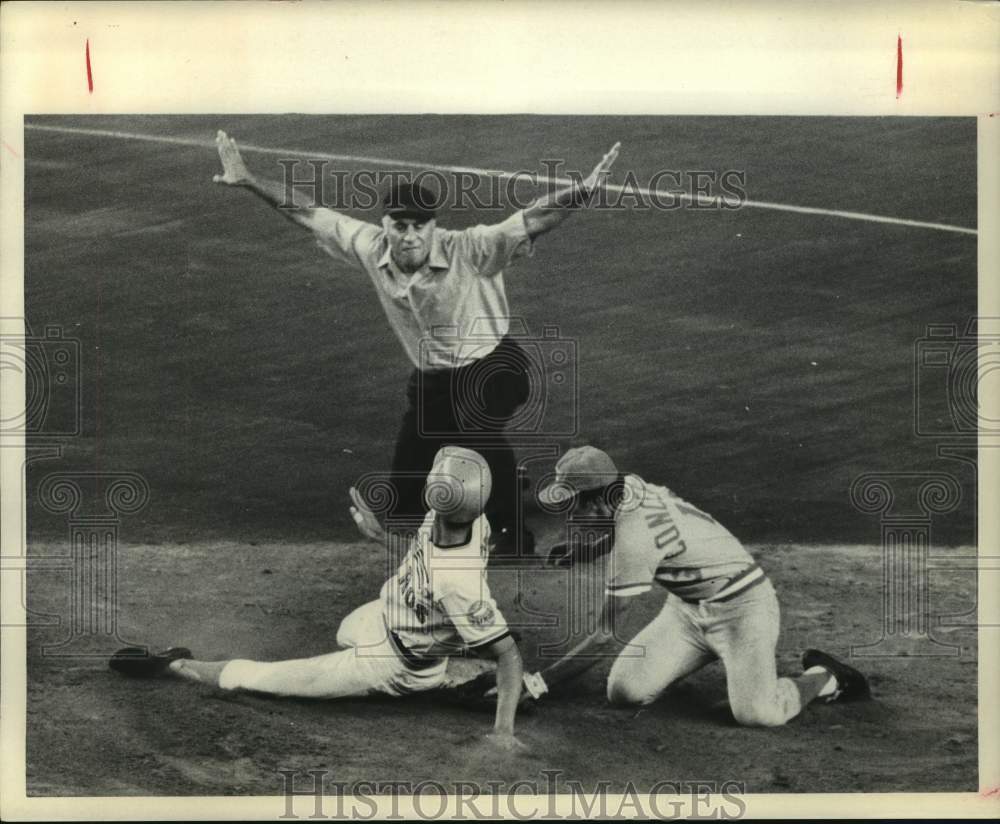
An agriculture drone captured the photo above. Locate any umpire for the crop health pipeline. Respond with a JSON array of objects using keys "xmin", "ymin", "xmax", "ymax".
[{"xmin": 213, "ymin": 130, "xmax": 619, "ymax": 554}]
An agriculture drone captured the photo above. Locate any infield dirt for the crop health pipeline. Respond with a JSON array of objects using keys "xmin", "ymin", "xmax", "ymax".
[{"xmin": 26, "ymin": 541, "xmax": 977, "ymax": 795}]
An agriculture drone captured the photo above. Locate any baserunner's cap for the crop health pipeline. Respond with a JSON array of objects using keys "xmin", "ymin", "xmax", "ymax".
[
  {"xmin": 383, "ymin": 182, "xmax": 438, "ymax": 221},
  {"xmin": 538, "ymin": 445, "xmax": 619, "ymax": 506},
  {"xmin": 424, "ymin": 446, "xmax": 492, "ymax": 523}
]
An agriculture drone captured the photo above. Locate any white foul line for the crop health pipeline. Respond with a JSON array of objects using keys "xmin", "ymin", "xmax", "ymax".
[{"xmin": 24, "ymin": 122, "xmax": 977, "ymax": 237}]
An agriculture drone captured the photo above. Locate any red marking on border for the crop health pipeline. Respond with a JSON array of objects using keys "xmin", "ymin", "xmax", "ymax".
[
  {"xmin": 2, "ymin": 140, "xmax": 20, "ymax": 159},
  {"xmin": 896, "ymin": 35, "xmax": 903, "ymax": 99},
  {"xmin": 85, "ymin": 39, "xmax": 93, "ymax": 93},
  {"xmin": 981, "ymin": 787, "xmax": 1000, "ymax": 799}
]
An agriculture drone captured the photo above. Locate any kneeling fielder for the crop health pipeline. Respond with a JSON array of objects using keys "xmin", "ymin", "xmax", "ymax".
[
  {"xmin": 512, "ymin": 446, "xmax": 870, "ymax": 726},
  {"xmin": 110, "ymin": 447, "xmax": 528, "ymax": 750}
]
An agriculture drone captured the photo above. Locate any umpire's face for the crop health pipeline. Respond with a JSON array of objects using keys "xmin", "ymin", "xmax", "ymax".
[{"xmin": 386, "ymin": 216, "xmax": 435, "ymax": 273}]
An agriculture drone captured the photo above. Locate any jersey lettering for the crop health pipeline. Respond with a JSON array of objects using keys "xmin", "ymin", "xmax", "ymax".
[
  {"xmin": 467, "ymin": 600, "xmax": 496, "ymax": 628},
  {"xmin": 639, "ymin": 491, "xmax": 687, "ymax": 557},
  {"xmin": 644, "ymin": 512, "xmax": 672, "ymax": 529},
  {"xmin": 399, "ymin": 546, "xmax": 432, "ymax": 624},
  {"xmin": 612, "ymin": 477, "xmax": 754, "ymax": 598},
  {"xmin": 655, "ymin": 525, "xmax": 683, "ymax": 550},
  {"xmin": 659, "ymin": 540, "xmax": 687, "ymax": 559}
]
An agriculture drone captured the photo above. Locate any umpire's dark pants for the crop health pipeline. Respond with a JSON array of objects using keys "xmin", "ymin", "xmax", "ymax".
[{"xmin": 389, "ymin": 335, "xmax": 531, "ymax": 532}]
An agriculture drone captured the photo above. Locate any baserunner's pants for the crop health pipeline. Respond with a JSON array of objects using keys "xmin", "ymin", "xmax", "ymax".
[{"xmin": 217, "ymin": 600, "xmax": 447, "ymax": 698}]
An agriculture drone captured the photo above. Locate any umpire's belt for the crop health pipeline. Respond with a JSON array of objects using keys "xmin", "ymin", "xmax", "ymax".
[
  {"xmin": 387, "ymin": 628, "xmax": 442, "ymax": 671},
  {"xmin": 674, "ymin": 563, "xmax": 767, "ymax": 605}
]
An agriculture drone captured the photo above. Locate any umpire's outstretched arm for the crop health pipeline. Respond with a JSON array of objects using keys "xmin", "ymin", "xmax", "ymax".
[
  {"xmin": 212, "ymin": 130, "xmax": 339, "ymax": 233},
  {"xmin": 213, "ymin": 130, "xmax": 620, "ymax": 244},
  {"xmin": 521, "ymin": 142, "xmax": 620, "ymax": 240}
]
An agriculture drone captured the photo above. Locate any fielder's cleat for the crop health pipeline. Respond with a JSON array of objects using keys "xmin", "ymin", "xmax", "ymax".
[
  {"xmin": 802, "ymin": 648, "xmax": 871, "ymax": 703},
  {"xmin": 109, "ymin": 646, "xmax": 192, "ymax": 678}
]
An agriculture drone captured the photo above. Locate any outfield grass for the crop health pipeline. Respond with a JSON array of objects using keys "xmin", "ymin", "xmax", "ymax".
[{"xmin": 24, "ymin": 115, "xmax": 977, "ymax": 544}]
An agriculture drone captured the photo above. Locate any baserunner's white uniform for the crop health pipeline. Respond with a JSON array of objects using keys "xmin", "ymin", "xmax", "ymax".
[
  {"xmin": 603, "ymin": 475, "xmax": 804, "ymax": 727},
  {"xmin": 217, "ymin": 513, "xmax": 510, "ymax": 698}
]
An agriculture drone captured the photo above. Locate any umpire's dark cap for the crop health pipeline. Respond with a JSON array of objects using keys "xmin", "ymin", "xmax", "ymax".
[{"xmin": 383, "ymin": 182, "xmax": 438, "ymax": 221}]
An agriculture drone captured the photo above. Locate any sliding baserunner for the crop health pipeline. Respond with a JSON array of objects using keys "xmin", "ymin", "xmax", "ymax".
[{"xmin": 110, "ymin": 447, "xmax": 530, "ymax": 751}]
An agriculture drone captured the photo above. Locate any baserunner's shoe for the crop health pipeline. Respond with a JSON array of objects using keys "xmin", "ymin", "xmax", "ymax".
[
  {"xmin": 802, "ymin": 648, "xmax": 871, "ymax": 702},
  {"xmin": 109, "ymin": 646, "xmax": 192, "ymax": 678}
]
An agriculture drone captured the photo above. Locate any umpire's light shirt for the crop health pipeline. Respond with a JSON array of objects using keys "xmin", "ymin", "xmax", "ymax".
[{"xmin": 308, "ymin": 210, "xmax": 534, "ymax": 370}]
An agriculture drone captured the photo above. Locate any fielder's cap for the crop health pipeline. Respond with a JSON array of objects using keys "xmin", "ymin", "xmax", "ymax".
[
  {"xmin": 383, "ymin": 182, "xmax": 438, "ymax": 222},
  {"xmin": 538, "ymin": 446, "xmax": 619, "ymax": 506},
  {"xmin": 424, "ymin": 446, "xmax": 492, "ymax": 524}
]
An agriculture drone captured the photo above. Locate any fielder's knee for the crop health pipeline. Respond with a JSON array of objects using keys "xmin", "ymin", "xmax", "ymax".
[
  {"xmin": 731, "ymin": 700, "xmax": 788, "ymax": 728},
  {"xmin": 607, "ymin": 677, "xmax": 657, "ymax": 707}
]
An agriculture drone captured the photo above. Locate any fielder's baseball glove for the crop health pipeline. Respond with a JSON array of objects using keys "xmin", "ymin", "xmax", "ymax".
[
  {"xmin": 545, "ymin": 541, "xmax": 575, "ymax": 567},
  {"xmin": 545, "ymin": 533, "xmax": 614, "ymax": 567}
]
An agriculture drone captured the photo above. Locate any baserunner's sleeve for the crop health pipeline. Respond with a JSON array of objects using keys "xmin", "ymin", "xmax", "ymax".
[
  {"xmin": 454, "ymin": 211, "xmax": 534, "ymax": 277},
  {"xmin": 307, "ymin": 209, "xmax": 382, "ymax": 270},
  {"xmin": 435, "ymin": 571, "xmax": 511, "ymax": 650}
]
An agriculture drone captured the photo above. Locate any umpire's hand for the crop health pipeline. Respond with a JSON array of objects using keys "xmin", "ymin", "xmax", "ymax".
[
  {"xmin": 213, "ymin": 130, "xmax": 255, "ymax": 186},
  {"xmin": 583, "ymin": 141, "xmax": 621, "ymax": 193}
]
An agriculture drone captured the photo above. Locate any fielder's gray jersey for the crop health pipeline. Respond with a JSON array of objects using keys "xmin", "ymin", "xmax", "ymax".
[{"xmin": 606, "ymin": 475, "xmax": 757, "ymax": 601}]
